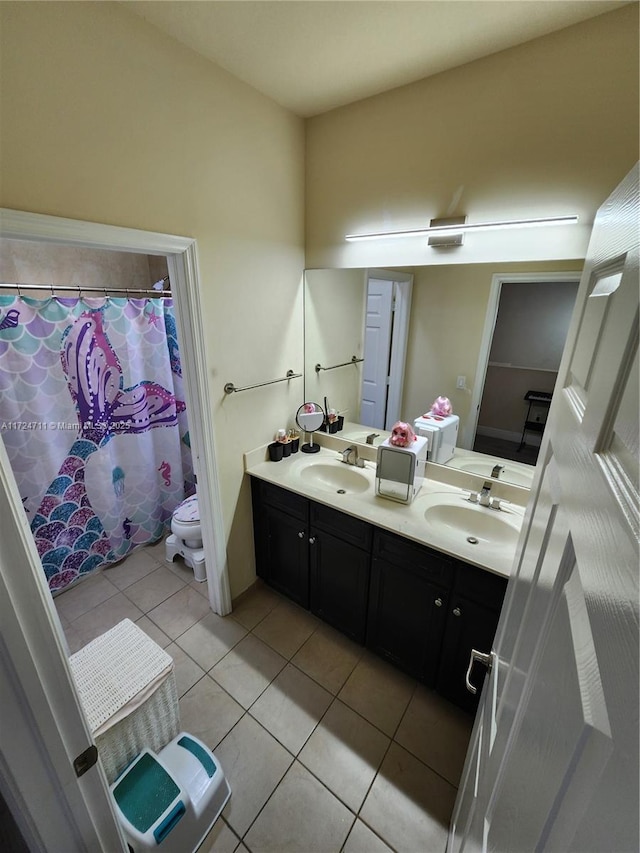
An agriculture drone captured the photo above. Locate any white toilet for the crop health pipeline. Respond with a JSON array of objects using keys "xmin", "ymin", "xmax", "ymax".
[{"xmin": 165, "ymin": 494, "xmax": 207, "ymax": 582}]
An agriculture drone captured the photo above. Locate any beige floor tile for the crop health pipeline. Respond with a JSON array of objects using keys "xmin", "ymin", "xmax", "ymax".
[
  {"xmin": 55, "ymin": 572, "xmax": 119, "ymax": 622},
  {"xmin": 179, "ymin": 675, "xmax": 244, "ymax": 751},
  {"xmin": 165, "ymin": 642, "xmax": 206, "ymax": 698},
  {"xmin": 230, "ymin": 581, "xmax": 281, "ymax": 630},
  {"xmin": 252, "ymin": 599, "xmax": 319, "ymax": 659},
  {"xmin": 176, "ymin": 611, "xmax": 248, "ymax": 671},
  {"xmin": 66, "ymin": 593, "xmax": 143, "ymax": 652},
  {"xmin": 198, "ymin": 817, "xmax": 240, "ymax": 853},
  {"xmin": 215, "ymin": 714, "xmax": 292, "ymax": 837},
  {"xmin": 395, "ymin": 686, "xmax": 473, "ymax": 787},
  {"xmin": 123, "ymin": 565, "xmax": 185, "ymax": 613},
  {"xmin": 166, "ymin": 555, "xmax": 197, "ymax": 584},
  {"xmin": 134, "ymin": 615, "xmax": 171, "ymax": 649},
  {"xmin": 250, "ymin": 664, "xmax": 332, "ymax": 755},
  {"xmin": 343, "ymin": 819, "xmax": 393, "ymax": 853},
  {"xmin": 191, "ymin": 579, "xmax": 210, "ymax": 598},
  {"xmin": 143, "ymin": 538, "xmax": 171, "ymax": 565},
  {"xmin": 244, "ymin": 760, "xmax": 353, "ymax": 853},
  {"xmin": 360, "ymin": 742, "xmax": 456, "ymax": 853},
  {"xmin": 298, "ymin": 699, "xmax": 389, "ymax": 812},
  {"xmin": 235, "ymin": 845, "xmax": 249, "ymax": 853},
  {"xmin": 209, "ymin": 634, "xmax": 286, "ymax": 709},
  {"xmin": 338, "ymin": 653, "xmax": 415, "ymax": 737},
  {"xmin": 292, "ymin": 622, "xmax": 363, "ymax": 694},
  {"xmin": 146, "ymin": 584, "xmax": 212, "ymax": 640},
  {"xmin": 102, "ymin": 548, "xmax": 161, "ymax": 590}
]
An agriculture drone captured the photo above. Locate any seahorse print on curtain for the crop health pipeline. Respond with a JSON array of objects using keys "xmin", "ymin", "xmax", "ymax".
[{"xmin": 0, "ymin": 295, "xmax": 194, "ymax": 592}]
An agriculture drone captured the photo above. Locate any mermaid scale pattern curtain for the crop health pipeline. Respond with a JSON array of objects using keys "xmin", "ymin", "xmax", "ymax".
[{"xmin": 0, "ymin": 295, "xmax": 194, "ymax": 593}]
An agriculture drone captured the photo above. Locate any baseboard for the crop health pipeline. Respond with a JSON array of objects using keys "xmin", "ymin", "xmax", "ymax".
[{"xmin": 475, "ymin": 425, "xmax": 542, "ymax": 447}]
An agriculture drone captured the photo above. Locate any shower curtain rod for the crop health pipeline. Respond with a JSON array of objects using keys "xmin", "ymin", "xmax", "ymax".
[{"xmin": 0, "ymin": 280, "xmax": 172, "ymax": 298}]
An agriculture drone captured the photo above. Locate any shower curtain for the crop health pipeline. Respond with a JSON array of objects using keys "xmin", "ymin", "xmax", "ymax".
[{"xmin": 0, "ymin": 295, "xmax": 194, "ymax": 593}]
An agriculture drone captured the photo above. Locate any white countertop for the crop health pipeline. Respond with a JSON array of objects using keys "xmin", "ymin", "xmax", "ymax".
[{"xmin": 245, "ymin": 443, "xmax": 528, "ymax": 579}]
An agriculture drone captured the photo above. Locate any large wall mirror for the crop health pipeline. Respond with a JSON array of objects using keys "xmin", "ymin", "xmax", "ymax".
[{"xmin": 304, "ymin": 261, "xmax": 582, "ymax": 488}]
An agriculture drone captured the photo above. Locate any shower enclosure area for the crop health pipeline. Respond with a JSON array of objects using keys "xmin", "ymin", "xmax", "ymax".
[{"xmin": 0, "ymin": 239, "xmax": 194, "ymax": 593}]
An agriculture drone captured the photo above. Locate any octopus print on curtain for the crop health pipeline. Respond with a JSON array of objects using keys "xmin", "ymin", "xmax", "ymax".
[{"xmin": 0, "ymin": 295, "xmax": 194, "ymax": 593}]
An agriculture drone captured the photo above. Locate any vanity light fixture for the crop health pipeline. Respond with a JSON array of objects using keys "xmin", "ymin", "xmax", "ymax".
[{"xmin": 344, "ymin": 214, "xmax": 579, "ymax": 244}]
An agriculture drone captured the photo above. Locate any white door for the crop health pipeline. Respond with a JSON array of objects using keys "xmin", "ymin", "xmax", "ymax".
[
  {"xmin": 449, "ymin": 164, "xmax": 639, "ymax": 852},
  {"xmin": 360, "ymin": 277, "xmax": 394, "ymax": 428},
  {"xmin": 0, "ymin": 437, "xmax": 126, "ymax": 851}
]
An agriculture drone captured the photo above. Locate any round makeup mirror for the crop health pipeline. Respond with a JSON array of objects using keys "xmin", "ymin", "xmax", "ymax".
[{"xmin": 295, "ymin": 402, "xmax": 325, "ymax": 453}]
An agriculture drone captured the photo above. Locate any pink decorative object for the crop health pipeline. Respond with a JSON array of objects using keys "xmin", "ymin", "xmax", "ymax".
[
  {"xmin": 430, "ymin": 396, "xmax": 453, "ymax": 417},
  {"xmin": 390, "ymin": 421, "xmax": 416, "ymax": 447}
]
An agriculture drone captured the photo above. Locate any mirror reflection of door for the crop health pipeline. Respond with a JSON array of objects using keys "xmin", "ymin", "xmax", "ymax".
[
  {"xmin": 361, "ymin": 277, "xmax": 393, "ymax": 428},
  {"xmin": 473, "ymin": 278, "xmax": 579, "ymax": 464},
  {"xmin": 361, "ymin": 269, "xmax": 413, "ymax": 430}
]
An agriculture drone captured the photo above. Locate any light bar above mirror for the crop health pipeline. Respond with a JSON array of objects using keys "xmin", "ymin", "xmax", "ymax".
[{"xmin": 345, "ymin": 215, "xmax": 579, "ymax": 243}]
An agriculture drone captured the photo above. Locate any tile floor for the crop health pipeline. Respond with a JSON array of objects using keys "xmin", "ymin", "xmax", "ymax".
[{"xmin": 54, "ymin": 542, "xmax": 474, "ymax": 853}]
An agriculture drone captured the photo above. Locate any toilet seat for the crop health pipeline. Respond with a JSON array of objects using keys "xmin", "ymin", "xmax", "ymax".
[
  {"xmin": 171, "ymin": 495, "xmax": 201, "ymax": 547},
  {"xmin": 165, "ymin": 494, "xmax": 207, "ymax": 583}
]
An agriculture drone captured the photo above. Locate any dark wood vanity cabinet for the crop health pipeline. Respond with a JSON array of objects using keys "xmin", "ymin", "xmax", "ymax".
[
  {"xmin": 367, "ymin": 530, "xmax": 451, "ymax": 684},
  {"xmin": 436, "ymin": 564, "xmax": 507, "ymax": 713},
  {"xmin": 308, "ymin": 503, "xmax": 372, "ymax": 643},
  {"xmin": 252, "ymin": 481, "xmax": 310, "ymax": 607},
  {"xmin": 251, "ymin": 476, "xmax": 507, "ymax": 712},
  {"xmin": 251, "ymin": 480, "xmax": 371, "ymax": 639}
]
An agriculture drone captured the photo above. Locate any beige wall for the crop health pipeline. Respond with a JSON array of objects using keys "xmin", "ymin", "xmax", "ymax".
[
  {"xmin": 0, "ymin": 2, "xmax": 305, "ymax": 598},
  {"xmin": 305, "ymin": 5, "xmax": 639, "ymax": 269},
  {"xmin": 304, "ymin": 269, "xmax": 366, "ymax": 421}
]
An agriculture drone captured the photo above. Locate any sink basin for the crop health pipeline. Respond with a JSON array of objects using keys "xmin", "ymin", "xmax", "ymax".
[
  {"xmin": 423, "ymin": 497, "xmax": 521, "ymax": 550},
  {"xmin": 298, "ymin": 462, "xmax": 370, "ymax": 494}
]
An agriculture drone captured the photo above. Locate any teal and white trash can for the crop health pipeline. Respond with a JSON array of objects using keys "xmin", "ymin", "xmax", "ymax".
[{"xmin": 110, "ymin": 732, "xmax": 231, "ymax": 852}]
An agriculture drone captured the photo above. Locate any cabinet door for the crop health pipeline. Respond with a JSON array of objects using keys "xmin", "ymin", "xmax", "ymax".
[
  {"xmin": 437, "ymin": 594, "xmax": 501, "ymax": 714},
  {"xmin": 309, "ymin": 529, "xmax": 370, "ymax": 643},
  {"xmin": 367, "ymin": 557, "xmax": 448, "ymax": 685},
  {"xmin": 262, "ymin": 504, "xmax": 309, "ymax": 607}
]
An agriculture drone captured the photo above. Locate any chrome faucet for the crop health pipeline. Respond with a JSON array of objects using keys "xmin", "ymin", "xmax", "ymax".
[
  {"xmin": 491, "ymin": 464, "xmax": 505, "ymax": 479},
  {"xmin": 479, "ymin": 481, "xmax": 492, "ymax": 507},
  {"xmin": 366, "ymin": 433, "xmax": 380, "ymax": 445},
  {"xmin": 341, "ymin": 446, "xmax": 365, "ymax": 468}
]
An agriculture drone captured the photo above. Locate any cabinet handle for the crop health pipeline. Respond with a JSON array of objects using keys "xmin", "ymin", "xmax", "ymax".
[
  {"xmin": 309, "ymin": 536, "xmax": 316, "ymax": 545},
  {"xmin": 298, "ymin": 531, "xmax": 305, "ymax": 539},
  {"xmin": 465, "ymin": 649, "xmax": 494, "ymax": 695},
  {"xmin": 452, "ymin": 607, "xmax": 462, "ymax": 617},
  {"xmin": 434, "ymin": 597, "xmax": 443, "ymax": 607}
]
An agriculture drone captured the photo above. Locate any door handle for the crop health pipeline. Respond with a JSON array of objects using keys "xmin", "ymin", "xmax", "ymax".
[{"xmin": 466, "ymin": 649, "xmax": 493, "ymax": 695}]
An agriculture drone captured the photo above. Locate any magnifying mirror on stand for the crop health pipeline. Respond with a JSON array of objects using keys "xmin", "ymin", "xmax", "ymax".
[{"xmin": 296, "ymin": 402, "xmax": 325, "ymax": 453}]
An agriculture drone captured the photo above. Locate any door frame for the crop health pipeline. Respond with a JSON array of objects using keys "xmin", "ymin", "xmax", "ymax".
[
  {"xmin": 0, "ymin": 207, "xmax": 231, "ymax": 615},
  {"xmin": 464, "ymin": 271, "xmax": 582, "ymax": 449},
  {"xmin": 365, "ymin": 269, "xmax": 413, "ymax": 429}
]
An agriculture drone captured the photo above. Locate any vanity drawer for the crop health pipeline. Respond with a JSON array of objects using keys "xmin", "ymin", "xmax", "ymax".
[
  {"xmin": 255, "ymin": 479, "xmax": 308, "ymax": 521},
  {"xmin": 454, "ymin": 562, "xmax": 507, "ymax": 610},
  {"xmin": 373, "ymin": 529, "xmax": 454, "ymax": 587},
  {"xmin": 310, "ymin": 502, "xmax": 372, "ymax": 550}
]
